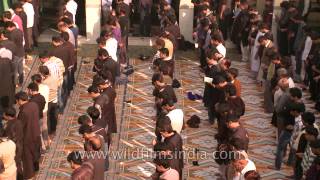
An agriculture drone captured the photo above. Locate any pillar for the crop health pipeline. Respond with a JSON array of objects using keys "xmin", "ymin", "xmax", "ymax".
[
  {"xmin": 256, "ymin": 0, "xmax": 265, "ymax": 15},
  {"xmin": 179, "ymin": 0, "xmax": 194, "ymax": 43},
  {"xmin": 271, "ymin": 0, "xmax": 282, "ymax": 49},
  {"xmin": 85, "ymin": 0, "xmax": 101, "ymax": 44}
]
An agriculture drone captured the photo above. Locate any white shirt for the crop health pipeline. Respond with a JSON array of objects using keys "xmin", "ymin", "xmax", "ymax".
[
  {"xmin": 123, "ymin": 0, "xmax": 132, "ymax": 5},
  {"xmin": 302, "ymin": 36, "xmax": 312, "ymax": 61},
  {"xmin": 216, "ymin": 43, "xmax": 226, "ymax": 58},
  {"xmin": 290, "ymin": 115, "xmax": 303, "ymax": 148},
  {"xmin": 288, "ymin": 77, "xmax": 295, "ymax": 88},
  {"xmin": 166, "ymin": 109, "xmax": 184, "ymax": 134},
  {"xmin": 44, "ymin": 57, "xmax": 65, "ymax": 85},
  {"xmin": 104, "ymin": 38, "xmax": 118, "ymax": 62},
  {"xmin": 0, "ymin": 47, "xmax": 13, "ymax": 60},
  {"xmin": 233, "ymin": 159, "xmax": 256, "ymax": 180},
  {"xmin": 39, "ymin": 84, "xmax": 50, "ymax": 112},
  {"xmin": 22, "ymin": 2, "xmax": 35, "ymax": 28},
  {"xmin": 66, "ymin": 0, "xmax": 78, "ymax": 22}
]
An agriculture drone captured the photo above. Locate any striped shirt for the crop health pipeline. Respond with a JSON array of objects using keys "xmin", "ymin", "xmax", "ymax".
[
  {"xmin": 302, "ymin": 143, "xmax": 317, "ymax": 173},
  {"xmin": 44, "ymin": 56, "xmax": 65, "ymax": 85}
]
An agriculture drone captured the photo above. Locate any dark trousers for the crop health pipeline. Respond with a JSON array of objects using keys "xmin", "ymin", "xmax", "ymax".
[
  {"xmin": 200, "ymin": 48, "xmax": 207, "ymax": 68},
  {"xmin": 295, "ymin": 51, "xmax": 303, "ymax": 75},
  {"xmin": 140, "ymin": 8, "xmax": 151, "ymax": 36},
  {"xmin": 25, "ymin": 28, "xmax": 33, "ymax": 50},
  {"xmin": 208, "ymin": 105, "xmax": 217, "ymax": 124},
  {"xmin": 48, "ymin": 102, "xmax": 58, "ymax": 134},
  {"xmin": 294, "ymin": 158, "xmax": 303, "ymax": 180}
]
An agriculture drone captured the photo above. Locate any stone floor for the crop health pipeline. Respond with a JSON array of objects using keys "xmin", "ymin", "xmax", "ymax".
[{"xmin": 23, "ymin": 40, "xmax": 320, "ymax": 180}]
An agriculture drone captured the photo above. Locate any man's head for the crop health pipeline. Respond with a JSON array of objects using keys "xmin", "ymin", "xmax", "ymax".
[
  {"xmin": 60, "ymin": 32, "xmax": 70, "ymax": 42},
  {"xmin": 258, "ymin": 36, "xmax": 268, "ymax": 46},
  {"xmin": 278, "ymin": 78, "xmax": 289, "ymax": 91},
  {"xmin": 301, "ymin": 112, "xmax": 316, "ymax": 127},
  {"xmin": 244, "ymin": 170, "xmax": 261, "ymax": 180},
  {"xmin": 101, "ymin": 27, "xmax": 113, "ymax": 40},
  {"xmin": 159, "ymin": 48, "xmax": 169, "ymax": 59},
  {"xmin": 155, "ymin": 38, "xmax": 165, "ymax": 49},
  {"xmin": 152, "ymin": 73, "xmax": 165, "ymax": 88},
  {"xmin": 31, "ymin": 74, "xmax": 43, "ymax": 85},
  {"xmin": 158, "ymin": 122, "xmax": 174, "ymax": 138},
  {"xmin": 98, "ymin": 48, "xmax": 109, "ymax": 60},
  {"xmin": 96, "ymin": 37, "xmax": 106, "ymax": 49},
  {"xmin": 211, "ymin": 33, "xmax": 223, "ymax": 46},
  {"xmin": 77, "ymin": 115, "xmax": 92, "ymax": 126},
  {"xmin": 304, "ymin": 126, "xmax": 319, "ymax": 142},
  {"xmin": 3, "ymin": 107, "xmax": 16, "ymax": 121},
  {"xmin": 27, "ymin": 82, "xmax": 39, "ymax": 96},
  {"xmin": 78, "ymin": 124, "xmax": 93, "ymax": 140},
  {"xmin": 0, "ymin": 30, "xmax": 10, "ymax": 40},
  {"xmin": 226, "ymin": 112, "xmax": 240, "ymax": 129},
  {"xmin": 271, "ymin": 54, "xmax": 281, "ymax": 65},
  {"xmin": 227, "ymin": 68, "xmax": 239, "ymax": 80},
  {"xmin": 67, "ymin": 151, "xmax": 82, "ymax": 169},
  {"xmin": 200, "ymin": 18, "xmax": 210, "ymax": 31},
  {"xmin": 4, "ymin": 21, "xmax": 16, "ymax": 31},
  {"xmin": 161, "ymin": 99, "xmax": 175, "ymax": 113},
  {"xmin": 86, "ymin": 106, "xmax": 100, "ymax": 124},
  {"xmin": 154, "ymin": 158, "xmax": 171, "ymax": 173},
  {"xmin": 39, "ymin": 51, "xmax": 50, "ymax": 63},
  {"xmin": 12, "ymin": 2, "xmax": 23, "ymax": 12},
  {"xmin": 2, "ymin": 11, "xmax": 12, "ymax": 22},
  {"xmin": 206, "ymin": 50, "xmax": 219, "ymax": 65},
  {"xmin": 15, "ymin": 91, "xmax": 29, "ymax": 106},
  {"xmin": 289, "ymin": 87, "xmax": 302, "ymax": 102},
  {"xmin": 214, "ymin": 75, "xmax": 228, "ymax": 88},
  {"xmin": 258, "ymin": 22, "xmax": 269, "ymax": 33},
  {"xmin": 87, "ymin": 85, "xmax": 100, "ymax": 99},
  {"xmin": 239, "ymin": 0, "xmax": 249, "ymax": 10},
  {"xmin": 52, "ymin": 36, "xmax": 64, "ymax": 47},
  {"xmin": 232, "ymin": 150, "xmax": 249, "ymax": 172},
  {"xmin": 57, "ymin": 20, "xmax": 68, "ymax": 32},
  {"xmin": 310, "ymin": 139, "xmax": 320, "ymax": 156},
  {"xmin": 38, "ymin": 65, "xmax": 50, "ymax": 77},
  {"xmin": 288, "ymin": 102, "xmax": 305, "ymax": 117},
  {"xmin": 95, "ymin": 76, "xmax": 111, "ymax": 90}
]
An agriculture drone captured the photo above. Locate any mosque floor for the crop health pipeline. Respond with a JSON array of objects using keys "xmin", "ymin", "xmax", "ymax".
[{"xmin": 22, "ymin": 41, "xmax": 319, "ymax": 180}]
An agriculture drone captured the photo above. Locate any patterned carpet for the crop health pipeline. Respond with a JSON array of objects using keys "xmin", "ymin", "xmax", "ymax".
[{"xmin": 30, "ymin": 45, "xmax": 320, "ymax": 180}]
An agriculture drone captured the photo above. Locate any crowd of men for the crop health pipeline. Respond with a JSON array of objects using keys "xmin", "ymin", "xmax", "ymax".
[
  {"xmin": 0, "ymin": 0, "xmax": 320, "ymax": 180},
  {"xmin": 193, "ymin": 0, "xmax": 320, "ymax": 179}
]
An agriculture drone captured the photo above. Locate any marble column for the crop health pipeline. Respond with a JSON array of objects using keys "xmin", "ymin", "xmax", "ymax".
[
  {"xmin": 179, "ymin": 0, "xmax": 194, "ymax": 42},
  {"xmin": 271, "ymin": 0, "xmax": 282, "ymax": 48},
  {"xmin": 85, "ymin": 0, "xmax": 101, "ymax": 44}
]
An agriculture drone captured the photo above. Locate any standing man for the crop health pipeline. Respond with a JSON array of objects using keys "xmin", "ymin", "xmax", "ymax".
[
  {"xmin": 4, "ymin": 21, "xmax": 25, "ymax": 86},
  {"xmin": 0, "ymin": 45, "xmax": 15, "ymax": 128},
  {"xmin": 139, "ymin": 0, "xmax": 152, "ymax": 37},
  {"xmin": 15, "ymin": 91, "xmax": 41, "ymax": 179},
  {"xmin": 3, "ymin": 107, "xmax": 23, "ymax": 180},
  {"xmin": 231, "ymin": 0, "xmax": 250, "ymax": 62},
  {"xmin": 39, "ymin": 65, "xmax": 60, "ymax": 136},
  {"xmin": 65, "ymin": 0, "xmax": 78, "ymax": 24},
  {"xmin": 19, "ymin": 0, "xmax": 34, "ymax": 52}
]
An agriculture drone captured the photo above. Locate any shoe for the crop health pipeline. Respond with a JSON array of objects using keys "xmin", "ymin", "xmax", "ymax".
[
  {"xmin": 195, "ymin": 94, "xmax": 203, "ymax": 100},
  {"xmin": 187, "ymin": 92, "xmax": 196, "ymax": 101}
]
